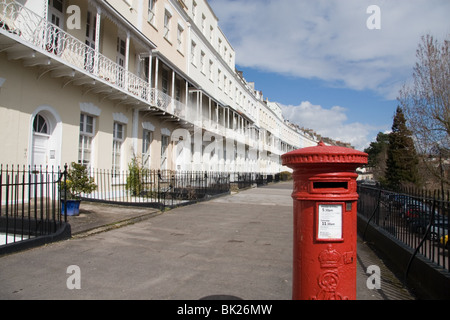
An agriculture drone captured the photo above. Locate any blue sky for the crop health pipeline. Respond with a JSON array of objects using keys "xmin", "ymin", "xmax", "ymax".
[{"xmin": 208, "ymin": 0, "xmax": 450, "ymax": 150}]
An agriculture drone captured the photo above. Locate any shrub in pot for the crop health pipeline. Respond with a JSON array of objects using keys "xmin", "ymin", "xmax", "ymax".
[{"xmin": 61, "ymin": 162, "xmax": 97, "ymax": 216}]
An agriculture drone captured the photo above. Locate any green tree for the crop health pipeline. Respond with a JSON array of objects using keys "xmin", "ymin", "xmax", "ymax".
[
  {"xmin": 385, "ymin": 107, "xmax": 420, "ymax": 189},
  {"xmin": 364, "ymin": 132, "xmax": 389, "ymax": 182}
]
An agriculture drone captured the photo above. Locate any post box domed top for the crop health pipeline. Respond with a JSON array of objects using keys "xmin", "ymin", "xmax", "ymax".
[{"xmin": 282, "ymin": 141, "xmax": 368, "ymax": 167}]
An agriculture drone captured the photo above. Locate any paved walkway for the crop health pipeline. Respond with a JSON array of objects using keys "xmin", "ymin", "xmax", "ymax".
[{"xmin": 0, "ymin": 182, "xmax": 415, "ymax": 300}]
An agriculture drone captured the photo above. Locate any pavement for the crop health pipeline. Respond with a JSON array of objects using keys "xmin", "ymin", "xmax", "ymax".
[{"xmin": 0, "ymin": 181, "xmax": 416, "ymax": 300}]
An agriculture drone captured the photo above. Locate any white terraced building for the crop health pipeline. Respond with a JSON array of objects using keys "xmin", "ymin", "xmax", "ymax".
[{"xmin": 0, "ymin": 0, "xmax": 317, "ymax": 175}]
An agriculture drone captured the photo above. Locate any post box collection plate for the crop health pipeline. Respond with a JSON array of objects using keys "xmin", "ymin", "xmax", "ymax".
[{"xmin": 317, "ymin": 203, "xmax": 343, "ymax": 241}]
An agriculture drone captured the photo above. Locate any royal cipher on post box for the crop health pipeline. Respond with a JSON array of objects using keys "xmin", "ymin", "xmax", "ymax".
[{"xmin": 281, "ymin": 141, "xmax": 368, "ymax": 300}]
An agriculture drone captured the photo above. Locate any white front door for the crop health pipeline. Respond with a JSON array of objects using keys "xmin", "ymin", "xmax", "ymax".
[
  {"xmin": 161, "ymin": 135, "xmax": 169, "ymax": 170},
  {"xmin": 32, "ymin": 114, "xmax": 50, "ymax": 168},
  {"xmin": 32, "ymin": 134, "xmax": 49, "ymax": 168}
]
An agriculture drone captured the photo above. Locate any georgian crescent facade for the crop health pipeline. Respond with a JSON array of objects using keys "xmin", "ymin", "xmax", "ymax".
[{"xmin": 0, "ymin": 0, "xmax": 318, "ymax": 174}]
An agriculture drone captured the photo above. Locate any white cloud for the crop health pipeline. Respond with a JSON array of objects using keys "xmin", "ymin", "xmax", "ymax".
[
  {"xmin": 209, "ymin": 0, "xmax": 449, "ymax": 149},
  {"xmin": 210, "ymin": 0, "xmax": 450, "ymax": 99},
  {"xmin": 280, "ymin": 102, "xmax": 378, "ymax": 151}
]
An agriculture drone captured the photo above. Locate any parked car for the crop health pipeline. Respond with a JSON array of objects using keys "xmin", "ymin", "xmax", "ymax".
[
  {"xmin": 401, "ymin": 201, "xmax": 438, "ymax": 220},
  {"xmin": 408, "ymin": 215, "xmax": 431, "ymax": 234},
  {"xmin": 407, "ymin": 214, "xmax": 447, "ymax": 238},
  {"xmin": 388, "ymin": 193, "xmax": 411, "ymax": 209}
]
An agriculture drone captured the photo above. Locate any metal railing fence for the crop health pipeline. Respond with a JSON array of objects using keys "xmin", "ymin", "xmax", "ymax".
[
  {"xmin": 0, "ymin": 165, "xmax": 65, "ymax": 246},
  {"xmin": 81, "ymin": 169, "xmax": 279, "ymax": 208},
  {"xmin": 358, "ymin": 184, "xmax": 450, "ymax": 273},
  {"xmin": 80, "ymin": 169, "xmax": 232, "ymax": 209}
]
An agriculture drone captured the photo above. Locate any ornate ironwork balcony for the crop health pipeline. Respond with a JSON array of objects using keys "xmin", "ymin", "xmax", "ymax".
[{"xmin": 0, "ymin": 0, "xmax": 184, "ymax": 119}]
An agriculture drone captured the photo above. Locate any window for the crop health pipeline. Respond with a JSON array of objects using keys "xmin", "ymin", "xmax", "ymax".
[
  {"xmin": 209, "ymin": 60, "xmax": 213, "ymax": 81},
  {"xmin": 85, "ymin": 11, "xmax": 96, "ymax": 46},
  {"xmin": 141, "ymin": 57, "xmax": 150, "ymax": 82},
  {"xmin": 142, "ymin": 129, "xmax": 153, "ymax": 168},
  {"xmin": 79, "ymin": 114, "xmax": 95, "ymax": 167},
  {"xmin": 85, "ymin": 11, "xmax": 97, "ymax": 72},
  {"xmin": 50, "ymin": 0, "xmax": 63, "ymax": 13},
  {"xmin": 200, "ymin": 51, "xmax": 205, "ymax": 73},
  {"xmin": 209, "ymin": 26, "xmax": 214, "ymax": 43},
  {"xmin": 224, "ymin": 75, "xmax": 227, "ymax": 93},
  {"xmin": 33, "ymin": 114, "xmax": 49, "ymax": 135},
  {"xmin": 112, "ymin": 122, "xmax": 124, "ymax": 173},
  {"xmin": 116, "ymin": 37, "xmax": 126, "ymax": 87},
  {"xmin": 202, "ymin": 14, "xmax": 206, "ymax": 34},
  {"xmin": 47, "ymin": 0, "xmax": 65, "ymax": 55},
  {"xmin": 192, "ymin": 1, "xmax": 197, "ymax": 21},
  {"xmin": 117, "ymin": 37, "xmax": 126, "ymax": 66},
  {"xmin": 177, "ymin": 25, "xmax": 184, "ymax": 52},
  {"xmin": 175, "ymin": 79, "xmax": 181, "ymax": 102},
  {"xmin": 164, "ymin": 10, "xmax": 172, "ymax": 41},
  {"xmin": 162, "ymin": 68, "xmax": 169, "ymax": 94},
  {"xmin": 190, "ymin": 41, "xmax": 196, "ymax": 66},
  {"xmin": 148, "ymin": 0, "xmax": 156, "ymax": 25}
]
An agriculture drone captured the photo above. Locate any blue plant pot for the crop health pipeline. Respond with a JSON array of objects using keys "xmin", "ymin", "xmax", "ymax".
[{"xmin": 61, "ymin": 200, "xmax": 81, "ymax": 216}]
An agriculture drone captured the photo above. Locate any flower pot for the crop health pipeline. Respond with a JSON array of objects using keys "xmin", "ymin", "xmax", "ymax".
[{"xmin": 61, "ymin": 200, "xmax": 81, "ymax": 216}]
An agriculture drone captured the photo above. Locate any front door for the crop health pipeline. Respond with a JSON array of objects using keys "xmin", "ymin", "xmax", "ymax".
[
  {"xmin": 161, "ymin": 135, "xmax": 169, "ymax": 170},
  {"xmin": 85, "ymin": 10, "xmax": 97, "ymax": 72},
  {"xmin": 32, "ymin": 114, "xmax": 50, "ymax": 168}
]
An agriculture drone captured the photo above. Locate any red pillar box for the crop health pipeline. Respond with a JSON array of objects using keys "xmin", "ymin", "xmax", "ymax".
[{"xmin": 281, "ymin": 141, "xmax": 368, "ymax": 300}]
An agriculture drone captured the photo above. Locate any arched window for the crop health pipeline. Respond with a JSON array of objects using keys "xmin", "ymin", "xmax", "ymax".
[{"xmin": 33, "ymin": 114, "xmax": 49, "ymax": 134}]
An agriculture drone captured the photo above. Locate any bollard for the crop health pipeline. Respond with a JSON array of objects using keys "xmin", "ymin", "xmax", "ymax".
[{"xmin": 281, "ymin": 141, "xmax": 368, "ymax": 300}]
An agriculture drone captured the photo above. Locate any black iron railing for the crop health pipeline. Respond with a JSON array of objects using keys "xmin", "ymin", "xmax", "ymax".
[
  {"xmin": 0, "ymin": 165, "xmax": 65, "ymax": 246},
  {"xmin": 358, "ymin": 184, "xmax": 450, "ymax": 273},
  {"xmin": 81, "ymin": 169, "xmax": 233, "ymax": 209}
]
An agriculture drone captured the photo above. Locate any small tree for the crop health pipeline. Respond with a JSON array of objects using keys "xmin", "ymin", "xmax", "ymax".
[
  {"xmin": 126, "ymin": 157, "xmax": 149, "ymax": 196},
  {"xmin": 65, "ymin": 162, "xmax": 97, "ymax": 200}
]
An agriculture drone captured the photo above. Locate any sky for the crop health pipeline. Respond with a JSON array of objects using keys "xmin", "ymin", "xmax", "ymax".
[{"xmin": 208, "ymin": 0, "xmax": 450, "ymax": 150}]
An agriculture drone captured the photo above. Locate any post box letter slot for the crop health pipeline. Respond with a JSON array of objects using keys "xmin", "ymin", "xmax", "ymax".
[{"xmin": 313, "ymin": 181, "xmax": 348, "ymax": 190}]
